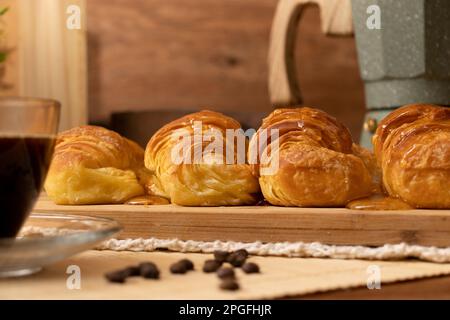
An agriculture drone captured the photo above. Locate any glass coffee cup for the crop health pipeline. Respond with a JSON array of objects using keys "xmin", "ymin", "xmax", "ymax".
[{"xmin": 0, "ymin": 97, "xmax": 59, "ymax": 238}]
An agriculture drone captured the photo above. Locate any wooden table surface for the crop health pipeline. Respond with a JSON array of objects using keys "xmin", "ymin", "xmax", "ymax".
[
  {"xmin": 2, "ymin": 250, "xmax": 450, "ymax": 299},
  {"xmin": 304, "ymin": 275, "xmax": 450, "ymax": 299}
]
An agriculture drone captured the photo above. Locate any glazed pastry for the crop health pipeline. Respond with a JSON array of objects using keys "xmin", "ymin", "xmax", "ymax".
[
  {"xmin": 373, "ymin": 104, "xmax": 450, "ymax": 208},
  {"xmin": 351, "ymin": 143, "xmax": 382, "ymax": 194},
  {"xmin": 145, "ymin": 110, "xmax": 260, "ymax": 206},
  {"xmin": 45, "ymin": 125, "xmax": 162, "ymax": 205},
  {"xmin": 248, "ymin": 107, "xmax": 373, "ymax": 207}
]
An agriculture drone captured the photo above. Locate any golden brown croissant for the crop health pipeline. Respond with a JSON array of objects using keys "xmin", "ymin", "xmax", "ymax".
[
  {"xmin": 373, "ymin": 104, "xmax": 450, "ymax": 208},
  {"xmin": 145, "ymin": 110, "xmax": 260, "ymax": 206},
  {"xmin": 45, "ymin": 125, "xmax": 159, "ymax": 204},
  {"xmin": 248, "ymin": 107, "xmax": 373, "ymax": 207}
]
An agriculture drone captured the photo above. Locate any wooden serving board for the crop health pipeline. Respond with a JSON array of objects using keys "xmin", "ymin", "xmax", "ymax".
[{"xmin": 33, "ymin": 197, "xmax": 450, "ymax": 247}]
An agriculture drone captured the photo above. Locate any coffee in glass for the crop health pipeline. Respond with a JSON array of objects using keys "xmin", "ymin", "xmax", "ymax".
[{"xmin": 0, "ymin": 98, "xmax": 59, "ymax": 238}]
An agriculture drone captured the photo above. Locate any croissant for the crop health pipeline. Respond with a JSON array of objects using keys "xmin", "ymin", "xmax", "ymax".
[
  {"xmin": 248, "ymin": 107, "xmax": 373, "ymax": 207},
  {"xmin": 145, "ymin": 110, "xmax": 260, "ymax": 206},
  {"xmin": 373, "ymin": 104, "xmax": 450, "ymax": 208},
  {"xmin": 45, "ymin": 125, "xmax": 160, "ymax": 205}
]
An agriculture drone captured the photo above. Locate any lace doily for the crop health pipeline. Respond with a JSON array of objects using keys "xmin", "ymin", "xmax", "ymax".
[
  {"xmin": 19, "ymin": 226, "xmax": 450, "ymax": 263},
  {"xmin": 96, "ymin": 238, "xmax": 450, "ymax": 263}
]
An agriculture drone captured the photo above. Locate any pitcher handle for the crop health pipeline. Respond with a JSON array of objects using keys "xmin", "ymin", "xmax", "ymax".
[{"xmin": 268, "ymin": 0, "xmax": 354, "ymax": 106}]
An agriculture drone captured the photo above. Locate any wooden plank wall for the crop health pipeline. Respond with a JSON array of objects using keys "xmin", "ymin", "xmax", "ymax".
[
  {"xmin": 86, "ymin": 0, "xmax": 366, "ymax": 138},
  {"xmin": 0, "ymin": 1, "xmax": 366, "ymax": 137},
  {"xmin": 0, "ymin": 0, "xmax": 88, "ymax": 131}
]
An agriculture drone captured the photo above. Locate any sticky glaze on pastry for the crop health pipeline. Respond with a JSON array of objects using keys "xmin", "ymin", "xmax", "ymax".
[
  {"xmin": 45, "ymin": 125, "xmax": 162, "ymax": 205},
  {"xmin": 145, "ymin": 110, "xmax": 260, "ymax": 206},
  {"xmin": 249, "ymin": 107, "xmax": 373, "ymax": 207},
  {"xmin": 372, "ymin": 103, "xmax": 450, "ymax": 209}
]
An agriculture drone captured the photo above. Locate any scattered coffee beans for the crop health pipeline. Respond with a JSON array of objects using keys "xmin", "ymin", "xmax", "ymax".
[
  {"xmin": 242, "ymin": 262, "xmax": 260, "ymax": 274},
  {"xmin": 104, "ymin": 251, "xmax": 260, "ymax": 292},
  {"xmin": 213, "ymin": 250, "xmax": 229, "ymax": 263},
  {"xmin": 220, "ymin": 279, "xmax": 240, "ymax": 291},
  {"xmin": 139, "ymin": 262, "xmax": 160, "ymax": 279},
  {"xmin": 203, "ymin": 259, "xmax": 222, "ymax": 273},
  {"xmin": 105, "ymin": 261, "xmax": 160, "ymax": 283},
  {"xmin": 217, "ymin": 267, "xmax": 235, "ymax": 279},
  {"xmin": 105, "ymin": 270, "xmax": 128, "ymax": 283}
]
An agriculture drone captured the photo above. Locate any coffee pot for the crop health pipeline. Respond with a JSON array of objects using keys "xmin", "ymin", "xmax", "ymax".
[{"xmin": 268, "ymin": 0, "xmax": 450, "ymax": 147}]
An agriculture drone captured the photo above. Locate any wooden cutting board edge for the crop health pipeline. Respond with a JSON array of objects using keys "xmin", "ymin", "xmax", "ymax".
[{"xmin": 33, "ymin": 198, "xmax": 450, "ymax": 247}]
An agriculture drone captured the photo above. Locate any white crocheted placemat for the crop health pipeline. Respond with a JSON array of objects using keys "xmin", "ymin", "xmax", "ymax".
[
  {"xmin": 20, "ymin": 226, "xmax": 450, "ymax": 264},
  {"xmin": 96, "ymin": 237, "xmax": 450, "ymax": 263}
]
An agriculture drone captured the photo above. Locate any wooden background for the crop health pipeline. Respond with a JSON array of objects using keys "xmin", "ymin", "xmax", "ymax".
[
  {"xmin": 1, "ymin": 0, "xmax": 366, "ymax": 138},
  {"xmin": 0, "ymin": 0, "xmax": 18, "ymax": 96},
  {"xmin": 86, "ymin": 0, "xmax": 366, "ymax": 138}
]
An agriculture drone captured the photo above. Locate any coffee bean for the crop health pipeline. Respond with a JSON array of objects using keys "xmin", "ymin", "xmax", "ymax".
[
  {"xmin": 235, "ymin": 249, "xmax": 249, "ymax": 258},
  {"xmin": 227, "ymin": 252, "xmax": 247, "ymax": 267},
  {"xmin": 217, "ymin": 267, "xmax": 235, "ymax": 279},
  {"xmin": 220, "ymin": 279, "xmax": 240, "ymax": 291},
  {"xmin": 213, "ymin": 250, "xmax": 229, "ymax": 263},
  {"xmin": 139, "ymin": 261, "xmax": 158, "ymax": 270},
  {"xmin": 226, "ymin": 250, "xmax": 248, "ymax": 267},
  {"xmin": 179, "ymin": 259, "xmax": 194, "ymax": 271},
  {"xmin": 242, "ymin": 262, "xmax": 260, "ymax": 274},
  {"xmin": 105, "ymin": 270, "xmax": 128, "ymax": 283},
  {"xmin": 140, "ymin": 262, "xmax": 160, "ymax": 279},
  {"xmin": 124, "ymin": 265, "xmax": 140, "ymax": 277},
  {"xmin": 203, "ymin": 259, "xmax": 222, "ymax": 273},
  {"xmin": 170, "ymin": 261, "xmax": 188, "ymax": 274}
]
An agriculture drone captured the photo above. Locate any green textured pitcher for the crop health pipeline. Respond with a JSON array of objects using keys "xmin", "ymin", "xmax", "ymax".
[{"xmin": 268, "ymin": 0, "xmax": 450, "ymax": 148}]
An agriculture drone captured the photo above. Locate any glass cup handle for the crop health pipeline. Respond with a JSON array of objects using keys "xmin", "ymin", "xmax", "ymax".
[{"xmin": 268, "ymin": 0, "xmax": 354, "ymax": 107}]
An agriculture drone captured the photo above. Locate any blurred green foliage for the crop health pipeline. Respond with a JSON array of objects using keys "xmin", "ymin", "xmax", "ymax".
[{"xmin": 0, "ymin": 7, "xmax": 8, "ymax": 64}]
